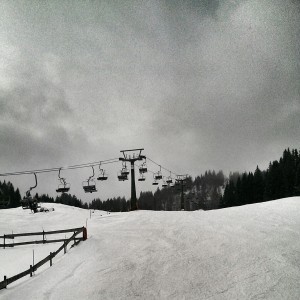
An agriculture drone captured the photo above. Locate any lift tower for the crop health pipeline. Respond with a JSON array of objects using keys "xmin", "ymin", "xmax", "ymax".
[
  {"xmin": 176, "ymin": 175, "xmax": 188, "ymax": 210},
  {"xmin": 119, "ymin": 148, "xmax": 146, "ymax": 211}
]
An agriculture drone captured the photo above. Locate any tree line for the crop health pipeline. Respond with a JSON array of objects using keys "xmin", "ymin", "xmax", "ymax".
[
  {"xmin": 0, "ymin": 185, "xmax": 90, "ymax": 210},
  {"xmin": 89, "ymin": 197, "xmax": 129, "ymax": 212},
  {"xmin": 1, "ymin": 148, "xmax": 299, "ymax": 211},
  {"xmin": 137, "ymin": 148, "xmax": 300, "ymax": 210},
  {"xmin": 0, "ymin": 183, "xmax": 129, "ymax": 213},
  {"xmin": 138, "ymin": 170, "xmax": 225, "ymax": 211},
  {"xmin": 0, "ymin": 180, "xmax": 22, "ymax": 208},
  {"xmin": 221, "ymin": 148, "xmax": 300, "ymax": 208},
  {"xmin": 37, "ymin": 194, "xmax": 129, "ymax": 212}
]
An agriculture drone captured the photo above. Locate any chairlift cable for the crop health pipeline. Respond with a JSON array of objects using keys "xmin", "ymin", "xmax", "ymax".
[
  {"xmin": 0, "ymin": 158, "xmax": 119, "ymax": 177},
  {"xmin": 133, "ymin": 162, "xmax": 175, "ymax": 178},
  {"xmin": 145, "ymin": 157, "xmax": 178, "ymax": 177}
]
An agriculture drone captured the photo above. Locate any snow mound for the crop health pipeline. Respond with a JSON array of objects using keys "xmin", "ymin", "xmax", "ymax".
[{"xmin": 1, "ymin": 198, "xmax": 300, "ymax": 299}]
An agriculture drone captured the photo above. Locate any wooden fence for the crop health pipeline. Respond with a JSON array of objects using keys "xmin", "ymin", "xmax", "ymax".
[
  {"xmin": 0, "ymin": 227, "xmax": 87, "ymax": 290},
  {"xmin": 0, "ymin": 227, "xmax": 86, "ymax": 249}
]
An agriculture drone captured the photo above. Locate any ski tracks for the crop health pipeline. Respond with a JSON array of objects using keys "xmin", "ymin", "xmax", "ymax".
[{"xmin": 42, "ymin": 261, "xmax": 85, "ymax": 300}]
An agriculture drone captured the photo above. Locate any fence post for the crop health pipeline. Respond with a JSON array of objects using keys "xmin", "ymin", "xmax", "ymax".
[
  {"xmin": 3, "ymin": 234, "xmax": 5, "ymax": 249},
  {"xmin": 30, "ymin": 265, "xmax": 33, "ymax": 277},
  {"xmin": 43, "ymin": 230, "xmax": 45, "ymax": 244},
  {"xmin": 50, "ymin": 252, "xmax": 52, "ymax": 267},
  {"xmin": 83, "ymin": 227, "xmax": 87, "ymax": 241},
  {"xmin": 73, "ymin": 233, "xmax": 76, "ymax": 246},
  {"xmin": 4, "ymin": 276, "xmax": 7, "ymax": 288},
  {"xmin": 64, "ymin": 240, "xmax": 66, "ymax": 254},
  {"xmin": 32, "ymin": 250, "xmax": 35, "ymax": 274}
]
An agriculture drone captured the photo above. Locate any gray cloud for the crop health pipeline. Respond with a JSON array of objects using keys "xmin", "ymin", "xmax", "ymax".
[{"xmin": 0, "ymin": 0, "xmax": 299, "ymax": 200}]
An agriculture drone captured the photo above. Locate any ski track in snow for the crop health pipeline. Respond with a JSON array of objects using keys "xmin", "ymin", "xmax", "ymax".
[{"xmin": 0, "ymin": 199, "xmax": 300, "ymax": 299}]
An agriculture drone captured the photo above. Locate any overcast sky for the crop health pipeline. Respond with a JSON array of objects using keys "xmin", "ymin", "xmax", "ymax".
[{"xmin": 1, "ymin": 0, "xmax": 299, "ymax": 201}]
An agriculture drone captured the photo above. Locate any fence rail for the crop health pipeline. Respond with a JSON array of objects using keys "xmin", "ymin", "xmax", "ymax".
[
  {"xmin": 1, "ymin": 227, "xmax": 85, "ymax": 249},
  {"xmin": 0, "ymin": 227, "xmax": 87, "ymax": 290},
  {"xmin": 0, "ymin": 237, "xmax": 84, "ymax": 248},
  {"xmin": 0, "ymin": 227, "xmax": 84, "ymax": 239}
]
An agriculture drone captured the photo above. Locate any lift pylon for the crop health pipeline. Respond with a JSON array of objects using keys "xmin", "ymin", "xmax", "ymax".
[
  {"xmin": 176, "ymin": 174, "xmax": 189, "ymax": 210},
  {"xmin": 119, "ymin": 148, "xmax": 146, "ymax": 211}
]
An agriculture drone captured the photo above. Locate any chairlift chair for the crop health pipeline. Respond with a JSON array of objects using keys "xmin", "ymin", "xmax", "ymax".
[
  {"xmin": 121, "ymin": 163, "xmax": 130, "ymax": 176},
  {"xmin": 154, "ymin": 165, "xmax": 163, "ymax": 180},
  {"xmin": 22, "ymin": 173, "xmax": 39, "ymax": 212},
  {"xmin": 21, "ymin": 188, "xmax": 32, "ymax": 209},
  {"xmin": 56, "ymin": 168, "xmax": 70, "ymax": 193},
  {"xmin": 82, "ymin": 179, "xmax": 97, "ymax": 193},
  {"xmin": 155, "ymin": 171, "xmax": 162, "ymax": 180},
  {"xmin": 82, "ymin": 166, "xmax": 97, "ymax": 193},
  {"xmin": 166, "ymin": 171, "xmax": 173, "ymax": 184},
  {"xmin": 56, "ymin": 183, "xmax": 70, "ymax": 193},
  {"xmin": 118, "ymin": 172, "xmax": 128, "ymax": 181},
  {"xmin": 97, "ymin": 174, "xmax": 108, "ymax": 181},
  {"xmin": 139, "ymin": 162, "xmax": 148, "ymax": 174},
  {"xmin": 138, "ymin": 173, "xmax": 146, "ymax": 182},
  {"xmin": 162, "ymin": 178, "xmax": 168, "ymax": 187},
  {"xmin": 166, "ymin": 177, "xmax": 173, "ymax": 184},
  {"xmin": 121, "ymin": 168, "xmax": 130, "ymax": 176},
  {"xmin": 21, "ymin": 196, "xmax": 30, "ymax": 209},
  {"xmin": 152, "ymin": 174, "xmax": 159, "ymax": 185},
  {"xmin": 97, "ymin": 164, "xmax": 108, "ymax": 181}
]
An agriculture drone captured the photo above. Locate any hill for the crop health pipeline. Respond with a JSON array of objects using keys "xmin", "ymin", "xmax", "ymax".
[{"xmin": 0, "ymin": 199, "xmax": 300, "ymax": 299}]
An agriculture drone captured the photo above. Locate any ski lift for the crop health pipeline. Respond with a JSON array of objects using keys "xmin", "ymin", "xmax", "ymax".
[
  {"xmin": 118, "ymin": 172, "xmax": 128, "ymax": 181},
  {"xmin": 82, "ymin": 166, "xmax": 97, "ymax": 193},
  {"xmin": 152, "ymin": 174, "xmax": 159, "ymax": 185},
  {"xmin": 138, "ymin": 173, "xmax": 146, "ymax": 182},
  {"xmin": 139, "ymin": 161, "xmax": 147, "ymax": 173},
  {"xmin": 166, "ymin": 178, "xmax": 173, "ymax": 184},
  {"xmin": 166, "ymin": 172, "xmax": 173, "ymax": 184},
  {"xmin": 162, "ymin": 180, "xmax": 168, "ymax": 188},
  {"xmin": 97, "ymin": 163, "xmax": 108, "ymax": 181},
  {"xmin": 21, "ymin": 173, "xmax": 39, "ymax": 213},
  {"xmin": 118, "ymin": 175, "xmax": 127, "ymax": 181},
  {"xmin": 154, "ymin": 165, "xmax": 162, "ymax": 180},
  {"xmin": 121, "ymin": 162, "xmax": 130, "ymax": 176},
  {"xmin": 56, "ymin": 168, "xmax": 70, "ymax": 193}
]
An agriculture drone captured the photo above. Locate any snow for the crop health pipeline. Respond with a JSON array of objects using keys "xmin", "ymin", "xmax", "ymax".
[{"xmin": 0, "ymin": 198, "xmax": 300, "ymax": 299}]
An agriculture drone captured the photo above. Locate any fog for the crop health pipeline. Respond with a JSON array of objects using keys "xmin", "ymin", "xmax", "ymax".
[{"xmin": 0, "ymin": 0, "xmax": 299, "ymax": 201}]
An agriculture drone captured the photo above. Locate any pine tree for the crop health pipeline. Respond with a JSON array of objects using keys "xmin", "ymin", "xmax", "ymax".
[
  {"xmin": 10, "ymin": 187, "xmax": 21, "ymax": 208},
  {"xmin": 253, "ymin": 166, "xmax": 264, "ymax": 203},
  {"xmin": 240, "ymin": 173, "xmax": 248, "ymax": 205},
  {"xmin": 267, "ymin": 160, "xmax": 284, "ymax": 200},
  {"xmin": 222, "ymin": 179, "xmax": 235, "ymax": 207},
  {"xmin": 235, "ymin": 177, "xmax": 242, "ymax": 206},
  {"xmin": 295, "ymin": 163, "xmax": 300, "ymax": 196},
  {"xmin": 281, "ymin": 148, "xmax": 295, "ymax": 197}
]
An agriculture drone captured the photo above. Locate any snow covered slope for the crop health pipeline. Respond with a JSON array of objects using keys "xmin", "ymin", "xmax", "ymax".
[{"xmin": 0, "ymin": 198, "xmax": 300, "ymax": 299}]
